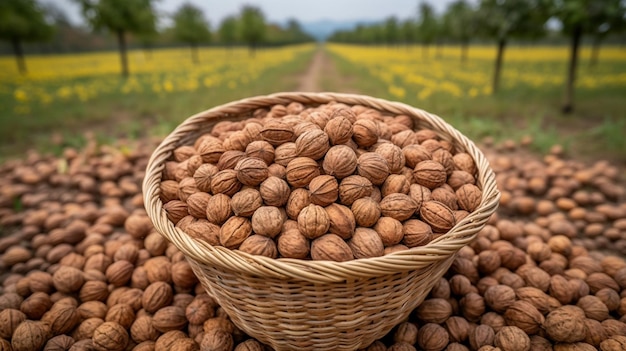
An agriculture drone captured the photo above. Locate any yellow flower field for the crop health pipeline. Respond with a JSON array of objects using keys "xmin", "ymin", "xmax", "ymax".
[
  {"xmin": 0, "ymin": 44, "xmax": 314, "ymax": 114},
  {"xmin": 327, "ymin": 44, "xmax": 626, "ymax": 101}
]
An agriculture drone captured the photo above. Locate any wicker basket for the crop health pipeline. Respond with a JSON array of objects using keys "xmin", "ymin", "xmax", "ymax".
[{"xmin": 142, "ymin": 92, "xmax": 500, "ymax": 351}]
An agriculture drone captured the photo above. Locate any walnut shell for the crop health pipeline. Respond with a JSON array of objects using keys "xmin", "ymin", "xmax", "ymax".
[
  {"xmin": 245, "ymin": 140, "xmax": 275, "ymax": 165},
  {"xmin": 456, "ymin": 184, "xmax": 482, "ymax": 212},
  {"xmin": 577, "ymin": 295, "xmax": 610, "ymax": 321},
  {"xmin": 200, "ymin": 328, "xmax": 233, "ymax": 351},
  {"xmin": 219, "ymin": 216, "xmax": 252, "ymax": 249},
  {"xmin": 402, "ymin": 219, "xmax": 433, "ymax": 248},
  {"xmin": 277, "ymin": 229, "xmax": 310, "ymax": 259},
  {"xmin": 351, "ymin": 197, "xmax": 381, "ymax": 228},
  {"xmin": 352, "ymin": 119, "xmax": 379, "ymax": 147},
  {"xmin": 105, "ymin": 260, "xmax": 134, "ymax": 287},
  {"xmin": 186, "ymin": 192, "xmax": 211, "ymax": 219},
  {"xmin": 324, "ymin": 115, "xmax": 353, "ymax": 145},
  {"xmin": 416, "ymin": 298, "xmax": 453, "ymax": 324},
  {"xmin": 105, "ymin": 303, "xmax": 135, "ymax": 329},
  {"xmin": 295, "ymin": 129, "xmax": 330, "ymax": 160},
  {"xmin": 152, "ymin": 306, "xmax": 187, "ymax": 333},
  {"xmin": 544, "ymin": 306, "xmax": 586, "ymax": 343},
  {"xmin": 193, "ymin": 164, "xmax": 218, "ymax": 193},
  {"xmin": 417, "ymin": 323, "xmax": 449, "ymax": 351},
  {"xmin": 286, "ymin": 157, "xmax": 320, "ymax": 188},
  {"xmin": 307, "ymin": 175, "xmax": 338, "ymax": 207},
  {"xmin": 274, "ymin": 142, "xmax": 298, "ymax": 166},
  {"xmin": 356, "ymin": 152, "xmax": 389, "ymax": 186},
  {"xmin": 210, "ymin": 170, "xmax": 242, "ymax": 196},
  {"xmin": 0, "ymin": 308, "xmax": 26, "ymax": 339},
  {"xmin": 230, "ymin": 188, "xmax": 262, "ymax": 217},
  {"xmin": 311, "ymin": 234, "xmax": 354, "ymax": 262},
  {"xmin": 381, "ymin": 174, "xmax": 410, "ymax": 197},
  {"xmin": 238, "ymin": 235, "xmax": 278, "ymax": 258},
  {"xmin": 286, "ymin": 188, "xmax": 311, "ymax": 220},
  {"xmin": 504, "ymin": 300, "xmax": 545, "ymax": 334},
  {"xmin": 380, "ymin": 193, "xmax": 417, "ymax": 221},
  {"xmin": 469, "ymin": 325, "xmax": 495, "ymax": 351},
  {"xmin": 420, "ymin": 201, "xmax": 456, "ymax": 232},
  {"xmin": 53, "ymin": 266, "xmax": 85, "ymax": 293},
  {"xmin": 196, "ymin": 139, "xmax": 224, "ymax": 163},
  {"xmin": 251, "ymin": 206, "xmax": 283, "ymax": 238},
  {"xmin": 259, "ymin": 176, "xmax": 290, "ymax": 207},
  {"xmin": 142, "ymin": 281, "xmax": 173, "ymax": 313},
  {"xmin": 348, "ymin": 227, "xmax": 384, "ymax": 259},
  {"xmin": 130, "ymin": 316, "xmax": 159, "ymax": 343},
  {"xmin": 234, "ymin": 157, "xmax": 268, "ymax": 186},
  {"xmin": 92, "ymin": 322, "xmax": 129, "ymax": 351},
  {"xmin": 323, "ymin": 145, "xmax": 358, "ymax": 179},
  {"xmin": 403, "ymin": 144, "xmax": 432, "ymax": 168},
  {"xmin": 325, "ymin": 203, "xmax": 356, "ymax": 240},
  {"xmin": 375, "ymin": 143, "xmax": 405, "ymax": 174},
  {"xmin": 339, "ymin": 175, "xmax": 373, "ymax": 206},
  {"xmin": 42, "ymin": 303, "xmax": 80, "ymax": 335},
  {"xmin": 494, "ymin": 326, "xmax": 530, "ymax": 351},
  {"xmin": 298, "ymin": 204, "xmax": 330, "ymax": 240},
  {"xmin": 374, "ymin": 217, "xmax": 403, "ymax": 247},
  {"xmin": 260, "ymin": 119, "xmax": 294, "ymax": 146},
  {"xmin": 217, "ymin": 150, "xmax": 246, "ymax": 170},
  {"xmin": 413, "ymin": 160, "xmax": 447, "ymax": 189},
  {"xmin": 205, "ymin": 193, "xmax": 232, "ymax": 225},
  {"xmin": 11, "ymin": 320, "xmax": 50, "ymax": 351}
]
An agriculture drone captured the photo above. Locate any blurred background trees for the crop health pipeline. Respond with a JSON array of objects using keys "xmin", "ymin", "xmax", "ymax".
[
  {"xmin": 172, "ymin": 3, "xmax": 211, "ymax": 64},
  {"xmin": 240, "ymin": 5, "xmax": 267, "ymax": 56}
]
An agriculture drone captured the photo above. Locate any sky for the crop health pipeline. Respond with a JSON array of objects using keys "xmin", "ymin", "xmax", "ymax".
[{"xmin": 45, "ymin": 0, "xmax": 462, "ymax": 28}]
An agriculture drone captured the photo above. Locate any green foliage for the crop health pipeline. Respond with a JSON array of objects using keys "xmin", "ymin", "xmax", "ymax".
[
  {"xmin": 172, "ymin": 3, "xmax": 211, "ymax": 45},
  {"xmin": 443, "ymin": 0, "xmax": 478, "ymax": 43},
  {"xmin": 401, "ymin": 20, "xmax": 417, "ymax": 44},
  {"xmin": 384, "ymin": 17, "xmax": 400, "ymax": 44},
  {"xmin": 478, "ymin": 0, "xmax": 551, "ymax": 40},
  {"xmin": 0, "ymin": 0, "xmax": 53, "ymax": 42},
  {"xmin": 553, "ymin": 0, "xmax": 626, "ymax": 36},
  {"xmin": 240, "ymin": 5, "xmax": 266, "ymax": 49},
  {"xmin": 416, "ymin": 2, "xmax": 438, "ymax": 45},
  {"xmin": 219, "ymin": 15, "xmax": 238, "ymax": 44},
  {"xmin": 73, "ymin": 0, "xmax": 157, "ymax": 34}
]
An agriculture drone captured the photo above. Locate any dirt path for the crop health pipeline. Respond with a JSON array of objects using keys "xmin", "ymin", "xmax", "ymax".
[{"xmin": 296, "ymin": 47, "xmax": 359, "ymax": 93}]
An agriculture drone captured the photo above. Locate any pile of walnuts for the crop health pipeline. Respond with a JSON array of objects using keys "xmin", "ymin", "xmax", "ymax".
[{"xmin": 161, "ymin": 102, "xmax": 482, "ymax": 261}]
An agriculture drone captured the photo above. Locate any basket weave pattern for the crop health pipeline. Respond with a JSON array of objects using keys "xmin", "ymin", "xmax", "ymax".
[{"xmin": 142, "ymin": 92, "xmax": 500, "ymax": 351}]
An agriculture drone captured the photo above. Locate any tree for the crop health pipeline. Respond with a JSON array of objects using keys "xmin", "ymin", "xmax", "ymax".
[
  {"xmin": 73, "ymin": 0, "xmax": 157, "ymax": 77},
  {"xmin": 553, "ymin": 0, "xmax": 625, "ymax": 113},
  {"xmin": 0, "ymin": 0, "xmax": 54, "ymax": 75},
  {"xmin": 219, "ymin": 15, "xmax": 238, "ymax": 46},
  {"xmin": 172, "ymin": 3, "xmax": 211, "ymax": 64},
  {"xmin": 479, "ymin": 0, "xmax": 551, "ymax": 93},
  {"xmin": 588, "ymin": 0, "xmax": 625, "ymax": 67},
  {"xmin": 240, "ymin": 5, "xmax": 266, "ymax": 56},
  {"xmin": 401, "ymin": 19, "xmax": 417, "ymax": 46},
  {"xmin": 416, "ymin": 2, "xmax": 438, "ymax": 58},
  {"xmin": 443, "ymin": 0, "xmax": 477, "ymax": 63},
  {"xmin": 384, "ymin": 16, "xmax": 400, "ymax": 46}
]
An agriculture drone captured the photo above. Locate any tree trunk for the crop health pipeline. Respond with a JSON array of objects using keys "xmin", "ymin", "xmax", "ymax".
[
  {"xmin": 563, "ymin": 25, "xmax": 582, "ymax": 114},
  {"xmin": 116, "ymin": 30, "xmax": 129, "ymax": 77},
  {"xmin": 11, "ymin": 37, "xmax": 27, "ymax": 75},
  {"xmin": 590, "ymin": 37, "xmax": 601, "ymax": 68},
  {"xmin": 191, "ymin": 43, "xmax": 199, "ymax": 64},
  {"xmin": 492, "ymin": 38, "xmax": 507, "ymax": 94},
  {"xmin": 461, "ymin": 41, "xmax": 469, "ymax": 63}
]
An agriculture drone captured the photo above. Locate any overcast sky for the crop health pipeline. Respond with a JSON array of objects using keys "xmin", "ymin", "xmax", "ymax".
[{"xmin": 45, "ymin": 0, "xmax": 462, "ymax": 27}]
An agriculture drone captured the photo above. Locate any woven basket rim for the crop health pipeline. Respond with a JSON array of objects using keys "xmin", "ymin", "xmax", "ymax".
[{"xmin": 142, "ymin": 92, "xmax": 500, "ymax": 284}]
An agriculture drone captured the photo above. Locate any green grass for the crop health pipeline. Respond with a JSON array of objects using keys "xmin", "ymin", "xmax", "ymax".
[
  {"xmin": 324, "ymin": 49, "xmax": 626, "ymax": 162},
  {"xmin": 0, "ymin": 48, "xmax": 314, "ymax": 162}
]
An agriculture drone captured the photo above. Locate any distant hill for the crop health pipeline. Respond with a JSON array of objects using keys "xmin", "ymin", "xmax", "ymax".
[{"xmin": 300, "ymin": 19, "xmax": 379, "ymax": 41}]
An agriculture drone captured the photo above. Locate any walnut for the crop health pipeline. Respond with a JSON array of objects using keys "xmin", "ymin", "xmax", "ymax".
[
  {"xmin": 324, "ymin": 203, "xmax": 356, "ymax": 240},
  {"xmin": 416, "ymin": 298, "xmax": 453, "ymax": 324},
  {"xmin": 153, "ymin": 306, "xmax": 187, "ymax": 333},
  {"xmin": 339, "ymin": 175, "xmax": 373, "ymax": 206},
  {"xmin": 375, "ymin": 143, "xmax": 405, "ymax": 174},
  {"xmin": 234, "ymin": 157, "xmax": 268, "ymax": 186},
  {"xmin": 402, "ymin": 219, "xmax": 432, "ymax": 248},
  {"xmin": 130, "ymin": 316, "xmax": 159, "ymax": 343},
  {"xmin": 142, "ymin": 281, "xmax": 173, "ymax": 313},
  {"xmin": 186, "ymin": 295, "xmax": 215, "ymax": 325},
  {"xmin": 286, "ymin": 157, "xmax": 320, "ymax": 188},
  {"xmin": 323, "ymin": 145, "xmax": 358, "ymax": 179},
  {"xmin": 311, "ymin": 234, "xmax": 354, "ymax": 262},
  {"xmin": 413, "ymin": 160, "xmax": 447, "ymax": 189},
  {"xmin": 453, "ymin": 153, "xmax": 477, "ymax": 175},
  {"xmin": 259, "ymin": 176, "xmax": 290, "ymax": 207},
  {"xmin": 79, "ymin": 280, "xmax": 109, "ymax": 302},
  {"xmin": 456, "ymin": 184, "xmax": 481, "ymax": 212},
  {"xmin": 417, "ymin": 323, "xmax": 449, "ymax": 351},
  {"xmin": 155, "ymin": 330, "xmax": 187, "ymax": 350},
  {"xmin": 420, "ymin": 201, "xmax": 456, "ymax": 232},
  {"xmin": 504, "ymin": 300, "xmax": 545, "ymax": 334},
  {"xmin": 381, "ymin": 174, "xmax": 410, "ymax": 197},
  {"xmin": 595, "ymin": 287, "xmax": 620, "ymax": 310},
  {"xmin": 494, "ymin": 326, "xmax": 530, "ymax": 351},
  {"xmin": 52, "ymin": 266, "xmax": 85, "ymax": 293},
  {"xmin": 284, "ymin": 188, "xmax": 310, "ymax": 220},
  {"xmin": 298, "ymin": 204, "xmax": 330, "ymax": 240},
  {"xmin": 601, "ymin": 318, "xmax": 626, "ymax": 337},
  {"xmin": 44, "ymin": 334, "xmax": 75, "ymax": 351},
  {"xmin": 251, "ymin": 206, "xmax": 283, "ymax": 238},
  {"xmin": 2, "ymin": 246, "xmax": 31, "ymax": 266},
  {"xmin": 460, "ymin": 292, "xmax": 485, "ymax": 322},
  {"xmin": 431, "ymin": 187, "xmax": 458, "ymax": 210},
  {"xmin": 380, "ymin": 193, "xmax": 417, "ymax": 221},
  {"xmin": 274, "ymin": 142, "xmax": 298, "ymax": 166},
  {"xmin": 124, "ymin": 214, "xmax": 154, "ymax": 239},
  {"xmin": 477, "ymin": 250, "xmax": 501, "ymax": 274},
  {"xmin": 351, "ymin": 197, "xmax": 381, "ymax": 227},
  {"xmin": 217, "ymin": 150, "xmax": 246, "ymax": 170},
  {"xmin": 11, "ymin": 320, "xmax": 50, "ymax": 351},
  {"xmin": 219, "ymin": 216, "xmax": 252, "ymax": 249},
  {"xmin": 223, "ymin": 131, "xmax": 251, "ymax": 151},
  {"xmin": 105, "ymin": 260, "xmax": 134, "ymax": 287},
  {"xmin": 447, "ymin": 170, "xmax": 475, "ymax": 190},
  {"xmin": 394, "ymin": 321, "xmax": 418, "ymax": 345},
  {"xmin": 230, "ymin": 188, "xmax": 262, "ymax": 217},
  {"xmin": 432, "ymin": 149, "xmax": 455, "ymax": 175},
  {"xmin": 374, "ymin": 217, "xmax": 403, "ymax": 247},
  {"xmin": 402, "ymin": 144, "xmax": 432, "ymax": 168},
  {"xmin": 200, "ymin": 328, "xmax": 233, "ymax": 351},
  {"xmin": 178, "ymin": 177, "xmax": 198, "ymax": 202},
  {"xmin": 186, "ymin": 192, "xmax": 211, "ymax": 219},
  {"xmin": 238, "ymin": 235, "xmax": 278, "ymax": 258},
  {"xmin": 194, "ymin": 164, "xmax": 218, "ymax": 193},
  {"xmin": 307, "ymin": 175, "xmax": 339, "ymax": 207},
  {"xmin": 584, "ymin": 318, "xmax": 608, "ymax": 347},
  {"xmin": 205, "ymin": 194, "xmax": 232, "ymax": 225},
  {"xmin": 469, "ymin": 325, "xmax": 495, "ymax": 351},
  {"xmin": 73, "ymin": 317, "xmax": 104, "ymax": 340},
  {"xmin": 600, "ymin": 335, "xmax": 626, "ymax": 351},
  {"xmin": 352, "ymin": 119, "xmax": 379, "ymax": 147},
  {"xmin": 348, "ymin": 227, "xmax": 384, "ymax": 259},
  {"xmin": 164, "ymin": 200, "xmax": 189, "ymax": 225},
  {"xmin": 356, "ymin": 152, "xmax": 389, "ymax": 185},
  {"xmin": 445, "ymin": 316, "xmax": 471, "ymax": 343},
  {"xmin": 171, "ymin": 261, "xmax": 198, "ymax": 290},
  {"xmin": 92, "ymin": 322, "xmax": 129, "ymax": 351},
  {"xmin": 104, "ymin": 303, "xmax": 134, "ymax": 330},
  {"xmin": 174, "ymin": 145, "xmax": 196, "ymax": 162},
  {"xmin": 324, "ymin": 115, "xmax": 353, "ymax": 145},
  {"xmin": 245, "ymin": 140, "xmax": 274, "ymax": 165},
  {"xmin": 260, "ymin": 119, "xmax": 294, "ymax": 146},
  {"xmin": 277, "ymin": 229, "xmax": 310, "ymax": 259},
  {"xmin": 234, "ymin": 339, "xmax": 264, "ymax": 351},
  {"xmin": 408, "ymin": 183, "xmax": 432, "ymax": 212},
  {"xmin": 0, "ymin": 308, "xmax": 26, "ymax": 339},
  {"xmin": 210, "ymin": 170, "xmax": 242, "ymax": 196},
  {"xmin": 295, "ymin": 129, "xmax": 330, "ymax": 160},
  {"xmin": 544, "ymin": 306, "xmax": 586, "ymax": 343}
]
